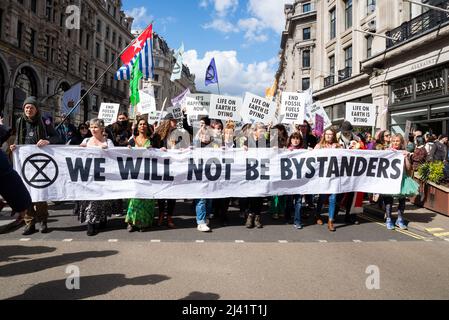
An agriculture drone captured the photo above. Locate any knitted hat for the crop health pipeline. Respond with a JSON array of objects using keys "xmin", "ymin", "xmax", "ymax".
[
  {"xmin": 22, "ymin": 96, "xmax": 40, "ymax": 109},
  {"xmin": 163, "ymin": 113, "xmax": 174, "ymax": 120}
]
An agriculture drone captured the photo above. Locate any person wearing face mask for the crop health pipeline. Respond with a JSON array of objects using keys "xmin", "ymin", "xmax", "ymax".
[
  {"xmin": 107, "ymin": 112, "xmax": 132, "ymax": 147},
  {"xmin": 10, "ymin": 96, "xmax": 62, "ymax": 235}
]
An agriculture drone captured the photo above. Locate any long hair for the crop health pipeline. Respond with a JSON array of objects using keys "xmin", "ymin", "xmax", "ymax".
[
  {"xmin": 318, "ymin": 129, "xmax": 337, "ymax": 146},
  {"xmin": 376, "ymin": 130, "xmax": 390, "ymax": 145},
  {"xmin": 272, "ymin": 124, "xmax": 288, "ymax": 148},
  {"xmin": 135, "ymin": 117, "xmax": 152, "ymax": 137},
  {"xmin": 391, "ymin": 133, "xmax": 405, "ymax": 150},
  {"xmin": 154, "ymin": 119, "xmax": 172, "ymax": 141}
]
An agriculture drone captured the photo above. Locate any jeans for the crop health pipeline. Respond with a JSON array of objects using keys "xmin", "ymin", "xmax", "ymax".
[
  {"xmin": 292, "ymin": 195, "xmax": 303, "ymax": 226},
  {"xmin": 384, "ymin": 196, "xmax": 406, "ymax": 221},
  {"xmin": 195, "ymin": 199, "xmax": 212, "ymax": 224},
  {"xmin": 316, "ymin": 194, "xmax": 337, "ymax": 221}
]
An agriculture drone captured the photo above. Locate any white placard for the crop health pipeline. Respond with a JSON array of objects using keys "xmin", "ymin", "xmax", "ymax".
[
  {"xmin": 98, "ymin": 103, "xmax": 120, "ymax": 126},
  {"xmin": 167, "ymin": 105, "xmax": 183, "ymax": 119},
  {"xmin": 209, "ymin": 94, "xmax": 242, "ymax": 121},
  {"xmin": 345, "ymin": 103, "xmax": 376, "ymax": 127},
  {"xmin": 184, "ymin": 94, "xmax": 210, "ymax": 116},
  {"xmin": 148, "ymin": 111, "xmax": 167, "ymax": 125},
  {"xmin": 280, "ymin": 92, "xmax": 306, "ymax": 124},
  {"xmin": 136, "ymin": 88, "xmax": 156, "ymax": 115},
  {"xmin": 306, "ymin": 103, "xmax": 332, "ymax": 129},
  {"xmin": 241, "ymin": 92, "xmax": 276, "ymax": 125}
]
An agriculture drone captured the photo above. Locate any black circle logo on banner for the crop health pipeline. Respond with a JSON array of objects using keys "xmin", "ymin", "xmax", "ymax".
[{"xmin": 22, "ymin": 153, "xmax": 59, "ymax": 189}]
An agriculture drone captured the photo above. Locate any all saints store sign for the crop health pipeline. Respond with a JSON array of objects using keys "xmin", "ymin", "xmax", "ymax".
[{"xmin": 391, "ymin": 65, "xmax": 448, "ymax": 104}]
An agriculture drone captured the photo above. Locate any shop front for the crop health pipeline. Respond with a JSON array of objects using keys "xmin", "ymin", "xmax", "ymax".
[{"xmin": 388, "ymin": 63, "xmax": 449, "ymax": 136}]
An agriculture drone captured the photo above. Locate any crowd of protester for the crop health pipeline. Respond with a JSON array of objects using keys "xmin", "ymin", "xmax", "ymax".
[{"xmin": 1, "ymin": 96, "xmax": 448, "ymax": 236}]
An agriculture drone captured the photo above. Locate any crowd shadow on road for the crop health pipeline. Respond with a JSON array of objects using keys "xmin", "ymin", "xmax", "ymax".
[
  {"xmin": 0, "ymin": 245, "xmax": 57, "ymax": 263},
  {"xmin": 180, "ymin": 291, "xmax": 220, "ymax": 300},
  {"xmin": 0, "ymin": 250, "xmax": 118, "ymax": 277},
  {"xmin": 6, "ymin": 274, "xmax": 170, "ymax": 300}
]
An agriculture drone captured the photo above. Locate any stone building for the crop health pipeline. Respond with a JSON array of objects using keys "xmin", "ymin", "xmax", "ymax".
[
  {"xmin": 0, "ymin": 0, "xmax": 134, "ymax": 127},
  {"xmin": 277, "ymin": 0, "xmax": 449, "ymax": 134}
]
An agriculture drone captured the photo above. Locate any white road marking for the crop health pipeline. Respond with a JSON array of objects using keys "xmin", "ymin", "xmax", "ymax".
[
  {"xmin": 62, "ymin": 239, "xmax": 73, "ymax": 242},
  {"xmin": 19, "ymin": 238, "xmax": 31, "ymax": 241},
  {"xmin": 108, "ymin": 239, "xmax": 118, "ymax": 242},
  {"xmin": 235, "ymin": 240, "xmax": 245, "ymax": 243},
  {"xmin": 150, "ymin": 239, "xmax": 161, "ymax": 243}
]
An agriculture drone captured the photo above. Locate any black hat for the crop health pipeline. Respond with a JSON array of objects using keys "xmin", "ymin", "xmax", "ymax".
[
  {"xmin": 23, "ymin": 96, "xmax": 40, "ymax": 109},
  {"xmin": 340, "ymin": 121, "xmax": 353, "ymax": 132}
]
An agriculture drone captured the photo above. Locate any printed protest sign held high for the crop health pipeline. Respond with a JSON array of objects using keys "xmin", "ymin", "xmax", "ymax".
[
  {"xmin": 241, "ymin": 92, "xmax": 276, "ymax": 125},
  {"xmin": 209, "ymin": 94, "xmax": 242, "ymax": 121},
  {"xmin": 184, "ymin": 94, "xmax": 210, "ymax": 116},
  {"xmin": 98, "ymin": 103, "xmax": 120, "ymax": 126},
  {"xmin": 306, "ymin": 103, "xmax": 332, "ymax": 130},
  {"xmin": 346, "ymin": 103, "xmax": 376, "ymax": 127},
  {"xmin": 280, "ymin": 92, "xmax": 305, "ymax": 124},
  {"xmin": 136, "ymin": 88, "xmax": 157, "ymax": 115}
]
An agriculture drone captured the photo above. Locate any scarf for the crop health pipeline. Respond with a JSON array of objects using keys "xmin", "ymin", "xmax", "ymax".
[{"xmin": 16, "ymin": 112, "xmax": 47, "ymax": 145}]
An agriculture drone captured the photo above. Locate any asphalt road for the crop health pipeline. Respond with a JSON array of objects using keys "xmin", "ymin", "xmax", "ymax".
[{"xmin": 1, "ymin": 201, "xmax": 449, "ymax": 300}]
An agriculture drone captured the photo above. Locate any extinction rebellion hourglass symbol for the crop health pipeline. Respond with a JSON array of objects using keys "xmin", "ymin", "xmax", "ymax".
[{"xmin": 22, "ymin": 153, "xmax": 59, "ymax": 189}]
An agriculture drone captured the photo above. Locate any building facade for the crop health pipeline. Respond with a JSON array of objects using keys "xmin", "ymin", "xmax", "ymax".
[
  {"xmin": 0, "ymin": 0, "xmax": 134, "ymax": 127},
  {"xmin": 277, "ymin": 0, "xmax": 449, "ymax": 135}
]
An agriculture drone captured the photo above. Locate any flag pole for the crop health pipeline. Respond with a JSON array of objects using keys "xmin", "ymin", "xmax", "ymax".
[
  {"xmin": 56, "ymin": 21, "xmax": 154, "ymax": 130},
  {"xmin": 216, "ymin": 81, "xmax": 221, "ymax": 95}
]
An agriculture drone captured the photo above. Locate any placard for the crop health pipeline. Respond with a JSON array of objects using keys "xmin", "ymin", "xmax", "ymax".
[
  {"xmin": 184, "ymin": 94, "xmax": 210, "ymax": 116},
  {"xmin": 98, "ymin": 103, "xmax": 120, "ymax": 126},
  {"xmin": 280, "ymin": 92, "xmax": 306, "ymax": 124},
  {"xmin": 306, "ymin": 103, "xmax": 332, "ymax": 130},
  {"xmin": 208, "ymin": 94, "xmax": 242, "ymax": 121},
  {"xmin": 345, "ymin": 102, "xmax": 376, "ymax": 127},
  {"xmin": 136, "ymin": 88, "xmax": 156, "ymax": 115},
  {"xmin": 241, "ymin": 92, "xmax": 276, "ymax": 125}
]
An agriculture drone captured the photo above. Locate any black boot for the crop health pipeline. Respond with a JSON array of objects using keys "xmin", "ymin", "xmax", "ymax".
[
  {"xmin": 40, "ymin": 221, "xmax": 48, "ymax": 233},
  {"xmin": 99, "ymin": 218, "xmax": 107, "ymax": 230},
  {"xmin": 22, "ymin": 224, "xmax": 36, "ymax": 236},
  {"xmin": 87, "ymin": 222, "xmax": 96, "ymax": 236}
]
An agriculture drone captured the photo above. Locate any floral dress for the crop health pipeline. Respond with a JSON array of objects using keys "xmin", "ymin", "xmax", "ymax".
[
  {"xmin": 125, "ymin": 138, "xmax": 155, "ymax": 228},
  {"xmin": 76, "ymin": 138, "xmax": 121, "ymax": 224}
]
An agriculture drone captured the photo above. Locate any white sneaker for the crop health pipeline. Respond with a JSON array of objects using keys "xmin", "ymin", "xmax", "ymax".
[{"xmin": 197, "ymin": 223, "xmax": 211, "ymax": 232}]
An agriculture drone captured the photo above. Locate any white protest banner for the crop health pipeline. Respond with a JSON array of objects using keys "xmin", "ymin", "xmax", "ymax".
[
  {"xmin": 98, "ymin": 103, "xmax": 120, "ymax": 126},
  {"xmin": 209, "ymin": 94, "xmax": 242, "ymax": 121},
  {"xmin": 306, "ymin": 103, "xmax": 332, "ymax": 129},
  {"xmin": 148, "ymin": 111, "xmax": 167, "ymax": 125},
  {"xmin": 136, "ymin": 88, "xmax": 156, "ymax": 115},
  {"xmin": 14, "ymin": 146, "xmax": 404, "ymax": 202},
  {"xmin": 280, "ymin": 92, "xmax": 306, "ymax": 124},
  {"xmin": 184, "ymin": 94, "xmax": 210, "ymax": 116},
  {"xmin": 241, "ymin": 92, "xmax": 276, "ymax": 125},
  {"xmin": 346, "ymin": 102, "xmax": 376, "ymax": 127},
  {"xmin": 167, "ymin": 105, "xmax": 183, "ymax": 119}
]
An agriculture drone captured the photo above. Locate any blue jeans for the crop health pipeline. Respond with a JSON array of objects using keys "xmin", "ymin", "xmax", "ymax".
[
  {"xmin": 195, "ymin": 199, "xmax": 212, "ymax": 224},
  {"xmin": 316, "ymin": 194, "xmax": 337, "ymax": 221},
  {"xmin": 293, "ymin": 195, "xmax": 303, "ymax": 226}
]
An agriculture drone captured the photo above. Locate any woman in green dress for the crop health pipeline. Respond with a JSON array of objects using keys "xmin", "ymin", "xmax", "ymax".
[{"xmin": 126, "ymin": 118, "xmax": 155, "ymax": 232}]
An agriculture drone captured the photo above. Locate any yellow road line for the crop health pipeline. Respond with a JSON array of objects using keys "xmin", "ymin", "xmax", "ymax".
[
  {"xmin": 425, "ymin": 228, "xmax": 444, "ymax": 232},
  {"xmin": 433, "ymin": 232, "xmax": 449, "ymax": 237},
  {"xmin": 358, "ymin": 214, "xmax": 426, "ymax": 240}
]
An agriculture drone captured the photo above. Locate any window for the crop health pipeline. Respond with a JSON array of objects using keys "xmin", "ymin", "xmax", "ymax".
[
  {"xmin": 46, "ymin": 0, "xmax": 53, "ymax": 22},
  {"xmin": 96, "ymin": 19, "xmax": 101, "ymax": 33},
  {"xmin": 112, "ymin": 31, "xmax": 116, "ymax": 45},
  {"xmin": 302, "ymin": 50, "xmax": 310, "ymax": 68},
  {"xmin": 367, "ymin": 0, "xmax": 376, "ymax": 14},
  {"xmin": 86, "ymin": 34, "xmax": 90, "ymax": 50},
  {"xmin": 345, "ymin": 0, "xmax": 352, "ymax": 29},
  {"xmin": 366, "ymin": 35, "xmax": 373, "ymax": 58},
  {"xmin": 105, "ymin": 48, "xmax": 109, "ymax": 64},
  {"xmin": 329, "ymin": 8, "xmax": 336, "ymax": 40},
  {"xmin": 329, "ymin": 55, "xmax": 335, "ymax": 76},
  {"xmin": 30, "ymin": 28, "xmax": 36, "ymax": 55},
  {"xmin": 345, "ymin": 46, "xmax": 352, "ymax": 68},
  {"xmin": 95, "ymin": 68, "xmax": 99, "ymax": 80},
  {"xmin": 31, "ymin": 0, "xmax": 37, "ymax": 13},
  {"xmin": 17, "ymin": 21, "xmax": 23, "ymax": 48},
  {"xmin": 79, "ymin": 58, "xmax": 82, "ymax": 74},
  {"xmin": 154, "ymin": 74, "xmax": 159, "ymax": 82},
  {"xmin": 302, "ymin": 78, "xmax": 310, "ymax": 90},
  {"xmin": 66, "ymin": 51, "xmax": 70, "ymax": 71},
  {"xmin": 46, "ymin": 78, "xmax": 52, "ymax": 94},
  {"xmin": 303, "ymin": 3, "xmax": 311, "ymax": 13},
  {"xmin": 79, "ymin": 29, "xmax": 83, "ymax": 46},
  {"xmin": 303, "ymin": 27, "xmax": 311, "ymax": 40},
  {"xmin": 96, "ymin": 42, "xmax": 100, "ymax": 58},
  {"xmin": 0, "ymin": 9, "xmax": 3, "ymax": 39},
  {"xmin": 60, "ymin": 12, "xmax": 64, "ymax": 27},
  {"xmin": 118, "ymin": 36, "xmax": 122, "ymax": 49},
  {"xmin": 106, "ymin": 26, "xmax": 110, "ymax": 41},
  {"xmin": 111, "ymin": 53, "xmax": 115, "ymax": 65}
]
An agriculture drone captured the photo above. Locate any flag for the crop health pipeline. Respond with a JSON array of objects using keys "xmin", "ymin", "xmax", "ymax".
[
  {"xmin": 171, "ymin": 43, "xmax": 184, "ymax": 82},
  {"xmin": 171, "ymin": 88, "xmax": 190, "ymax": 106},
  {"xmin": 115, "ymin": 38, "xmax": 153, "ymax": 80},
  {"xmin": 130, "ymin": 55, "xmax": 143, "ymax": 107},
  {"xmin": 205, "ymin": 57, "xmax": 218, "ymax": 86},
  {"xmin": 121, "ymin": 24, "xmax": 153, "ymax": 65},
  {"xmin": 62, "ymin": 82, "xmax": 81, "ymax": 114}
]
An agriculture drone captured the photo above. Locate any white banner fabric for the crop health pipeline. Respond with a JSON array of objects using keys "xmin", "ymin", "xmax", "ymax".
[{"xmin": 14, "ymin": 146, "xmax": 404, "ymax": 202}]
